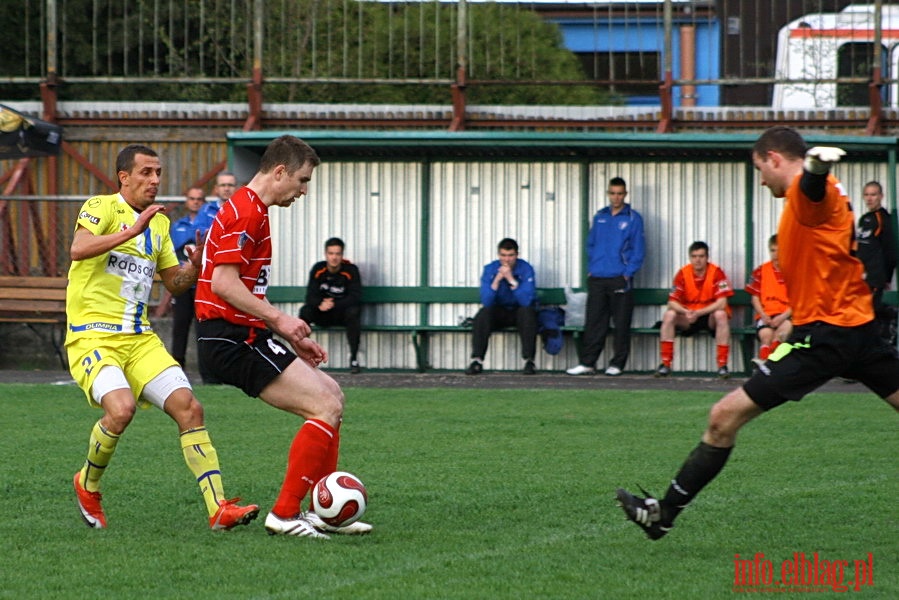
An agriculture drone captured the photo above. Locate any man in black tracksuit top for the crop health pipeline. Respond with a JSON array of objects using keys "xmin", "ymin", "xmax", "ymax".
[
  {"xmin": 858, "ymin": 181, "xmax": 898, "ymax": 342},
  {"xmin": 299, "ymin": 237, "xmax": 363, "ymax": 372}
]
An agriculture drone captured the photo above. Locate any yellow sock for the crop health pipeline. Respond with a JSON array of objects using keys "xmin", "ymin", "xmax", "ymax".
[
  {"xmin": 180, "ymin": 427, "xmax": 226, "ymax": 517},
  {"xmin": 80, "ymin": 421, "xmax": 120, "ymax": 493}
]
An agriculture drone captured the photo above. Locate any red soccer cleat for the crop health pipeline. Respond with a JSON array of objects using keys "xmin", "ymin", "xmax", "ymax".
[
  {"xmin": 73, "ymin": 471, "xmax": 107, "ymax": 529},
  {"xmin": 209, "ymin": 498, "xmax": 259, "ymax": 530}
]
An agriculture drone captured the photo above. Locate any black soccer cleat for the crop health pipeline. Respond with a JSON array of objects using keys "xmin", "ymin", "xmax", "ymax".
[
  {"xmin": 616, "ymin": 486, "xmax": 673, "ymax": 540},
  {"xmin": 654, "ymin": 363, "xmax": 671, "ymax": 378}
]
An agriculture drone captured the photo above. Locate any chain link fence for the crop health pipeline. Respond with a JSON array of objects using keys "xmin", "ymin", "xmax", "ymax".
[{"xmin": 4, "ymin": 1, "xmax": 894, "ymax": 109}]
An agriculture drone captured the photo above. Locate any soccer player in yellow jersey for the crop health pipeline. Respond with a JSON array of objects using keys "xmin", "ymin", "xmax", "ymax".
[
  {"xmin": 67, "ymin": 144, "xmax": 258, "ymax": 531},
  {"xmin": 617, "ymin": 126, "xmax": 899, "ymax": 540}
]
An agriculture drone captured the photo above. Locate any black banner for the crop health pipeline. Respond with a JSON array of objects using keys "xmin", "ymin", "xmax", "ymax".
[{"xmin": 0, "ymin": 104, "xmax": 62, "ymax": 159}]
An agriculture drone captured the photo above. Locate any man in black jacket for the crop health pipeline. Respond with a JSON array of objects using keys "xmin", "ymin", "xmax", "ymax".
[
  {"xmin": 300, "ymin": 237, "xmax": 363, "ymax": 373},
  {"xmin": 858, "ymin": 181, "xmax": 898, "ymax": 342}
]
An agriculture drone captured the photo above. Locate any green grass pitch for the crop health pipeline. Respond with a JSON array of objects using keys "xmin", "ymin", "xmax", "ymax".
[{"xmin": 0, "ymin": 382, "xmax": 895, "ymax": 599}]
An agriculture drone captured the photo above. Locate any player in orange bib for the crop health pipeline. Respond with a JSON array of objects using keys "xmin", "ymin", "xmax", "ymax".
[
  {"xmin": 744, "ymin": 234, "xmax": 792, "ymax": 364},
  {"xmin": 655, "ymin": 241, "xmax": 734, "ymax": 379},
  {"xmin": 617, "ymin": 126, "xmax": 899, "ymax": 540}
]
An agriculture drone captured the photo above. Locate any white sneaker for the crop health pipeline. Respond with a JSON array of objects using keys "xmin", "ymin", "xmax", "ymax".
[
  {"xmin": 604, "ymin": 366, "xmax": 622, "ymax": 376},
  {"xmin": 306, "ymin": 511, "xmax": 373, "ymax": 535},
  {"xmin": 565, "ymin": 364, "xmax": 595, "ymax": 376},
  {"xmin": 264, "ymin": 512, "xmax": 330, "ymax": 539}
]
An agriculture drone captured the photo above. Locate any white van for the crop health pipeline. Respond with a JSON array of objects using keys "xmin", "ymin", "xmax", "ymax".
[{"xmin": 773, "ymin": 4, "xmax": 899, "ymax": 109}]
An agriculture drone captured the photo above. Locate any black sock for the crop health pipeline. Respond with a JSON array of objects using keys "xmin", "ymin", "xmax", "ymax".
[{"xmin": 661, "ymin": 441, "xmax": 732, "ymax": 523}]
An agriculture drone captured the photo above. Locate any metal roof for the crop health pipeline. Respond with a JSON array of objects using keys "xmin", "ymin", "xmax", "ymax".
[{"xmin": 228, "ymin": 130, "xmax": 899, "ymax": 162}]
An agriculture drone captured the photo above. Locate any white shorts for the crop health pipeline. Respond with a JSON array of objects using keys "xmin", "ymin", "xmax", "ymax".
[{"xmin": 90, "ymin": 365, "xmax": 191, "ymax": 410}]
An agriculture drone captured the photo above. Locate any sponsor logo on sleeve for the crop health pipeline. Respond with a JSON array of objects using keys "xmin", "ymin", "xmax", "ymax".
[{"xmin": 78, "ymin": 211, "xmax": 100, "ymax": 225}]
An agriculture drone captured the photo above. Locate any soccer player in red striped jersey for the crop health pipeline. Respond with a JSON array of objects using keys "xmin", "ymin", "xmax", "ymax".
[
  {"xmin": 195, "ymin": 135, "xmax": 370, "ymax": 538},
  {"xmin": 617, "ymin": 126, "xmax": 899, "ymax": 540}
]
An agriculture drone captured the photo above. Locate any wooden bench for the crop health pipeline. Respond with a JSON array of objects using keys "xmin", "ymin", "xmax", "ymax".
[
  {"xmin": 0, "ymin": 276, "xmax": 68, "ymax": 367},
  {"xmin": 268, "ymin": 285, "xmax": 760, "ymax": 373}
]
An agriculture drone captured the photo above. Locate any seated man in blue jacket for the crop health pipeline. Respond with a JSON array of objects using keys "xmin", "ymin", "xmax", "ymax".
[{"xmin": 466, "ymin": 238, "xmax": 538, "ymax": 375}]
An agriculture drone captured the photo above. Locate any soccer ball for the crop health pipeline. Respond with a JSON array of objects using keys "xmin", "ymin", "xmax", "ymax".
[{"xmin": 312, "ymin": 471, "xmax": 368, "ymax": 527}]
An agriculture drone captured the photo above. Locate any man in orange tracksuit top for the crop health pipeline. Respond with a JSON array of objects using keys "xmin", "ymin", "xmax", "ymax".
[
  {"xmin": 744, "ymin": 234, "xmax": 792, "ymax": 364},
  {"xmin": 617, "ymin": 126, "xmax": 899, "ymax": 541},
  {"xmin": 655, "ymin": 240, "xmax": 734, "ymax": 379}
]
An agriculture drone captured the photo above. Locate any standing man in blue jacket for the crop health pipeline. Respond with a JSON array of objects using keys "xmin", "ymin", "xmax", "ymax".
[
  {"xmin": 465, "ymin": 238, "xmax": 538, "ymax": 375},
  {"xmin": 166, "ymin": 186, "xmax": 207, "ymax": 370},
  {"xmin": 566, "ymin": 177, "xmax": 645, "ymax": 376}
]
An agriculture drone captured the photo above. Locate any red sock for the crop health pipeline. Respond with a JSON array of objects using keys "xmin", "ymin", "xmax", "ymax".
[
  {"xmin": 272, "ymin": 419, "xmax": 336, "ymax": 519},
  {"xmin": 307, "ymin": 424, "xmax": 341, "ymax": 512},
  {"xmin": 717, "ymin": 344, "xmax": 730, "ymax": 368},
  {"xmin": 759, "ymin": 345, "xmax": 771, "ymax": 360},
  {"xmin": 770, "ymin": 340, "xmax": 781, "ymax": 354},
  {"xmin": 660, "ymin": 340, "xmax": 674, "ymax": 366}
]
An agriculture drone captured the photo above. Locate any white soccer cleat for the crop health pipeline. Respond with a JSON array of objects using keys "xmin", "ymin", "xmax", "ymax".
[
  {"xmin": 305, "ymin": 511, "xmax": 373, "ymax": 535},
  {"xmin": 264, "ymin": 512, "xmax": 330, "ymax": 539},
  {"xmin": 565, "ymin": 364, "xmax": 595, "ymax": 376},
  {"xmin": 604, "ymin": 366, "xmax": 622, "ymax": 376}
]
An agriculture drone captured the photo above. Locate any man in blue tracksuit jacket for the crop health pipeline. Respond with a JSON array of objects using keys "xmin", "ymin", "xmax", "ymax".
[
  {"xmin": 465, "ymin": 238, "xmax": 538, "ymax": 375},
  {"xmin": 166, "ymin": 187, "xmax": 206, "ymax": 372},
  {"xmin": 566, "ymin": 177, "xmax": 645, "ymax": 376}
]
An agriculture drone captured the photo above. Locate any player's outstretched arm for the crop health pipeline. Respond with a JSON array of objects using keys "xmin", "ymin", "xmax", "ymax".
[
  {"xmin": 70, "ymin": 205, "xmax": 166, "ymax": 261},
  {"xmin": 159, "ymin": 262, "xmax": 199, "ymax": 296},
  {"xmin": 159, "ymin": 229, "xmax": 206, "ymax": 295},
  {"xmin": 804, "ymin": 146, "xmax": 845, "ymax": 174},
  {"xmin": 800, "ymin": 147, "xmax": 845, "ymax": 203}
]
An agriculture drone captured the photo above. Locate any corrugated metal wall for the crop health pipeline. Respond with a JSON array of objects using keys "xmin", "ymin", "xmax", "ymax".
[
  {"xmin": 600, "ymin": 160, "xmax": 750, "ymax": 373},
  {"xmin": 6, "ymin": 131, "xmax": 895, "ymax": 372},
  {"xmin": 269, "ymin": 161, "xmax": 424, "ymax": 368},
  {"xmin": 415, "ymin": 158, "xmax": 760, "ymax": 374},
  {"xmin": 427, "ymin": 161, "xmax": 583, "ymax": 371},
  {"xmin": 264, "ymin": 153, "xmax": 897, "ymax": 373}
]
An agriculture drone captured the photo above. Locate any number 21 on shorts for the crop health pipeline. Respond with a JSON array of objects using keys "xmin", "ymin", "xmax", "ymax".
[{"xmin": 81, "ymin": 349, "xmax": 103, "ymax": 376}]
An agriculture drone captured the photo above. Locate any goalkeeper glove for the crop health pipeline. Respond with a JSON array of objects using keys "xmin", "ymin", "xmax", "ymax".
[{"xmin": 804, "ymin": 146, "xmax": 846, "ymax": 175}]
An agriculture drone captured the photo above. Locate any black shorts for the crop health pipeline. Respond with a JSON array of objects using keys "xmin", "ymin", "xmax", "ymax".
[
  {"xmin": 677, "ymin": 318, "xmax": 713, "ymax": 337},
  {"xmin": 755, "ymin": 313, "xmax": 787, "ymax": 332},
  {"xmin": 743, "ymin": 320, "xmax": 899, "ymax": 411},
  {"xmin": 196, "ymin": 319, "xmax": 296, "ymax": 397}
]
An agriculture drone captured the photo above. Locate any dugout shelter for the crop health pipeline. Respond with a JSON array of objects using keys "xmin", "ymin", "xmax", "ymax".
[{"xmin": 227, "ymin": 130, "xmax": 898, "ymax": 373}]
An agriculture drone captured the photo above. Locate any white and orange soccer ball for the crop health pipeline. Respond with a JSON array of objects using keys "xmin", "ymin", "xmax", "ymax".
[{"xmin": 312, "ymin": 471, "xmax": 368, "ymax": 527}]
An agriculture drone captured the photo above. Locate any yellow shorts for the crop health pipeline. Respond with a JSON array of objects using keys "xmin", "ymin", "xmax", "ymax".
[{"xmin": 66, "ymin": 333, "xmax": 179, "ymax": 407}]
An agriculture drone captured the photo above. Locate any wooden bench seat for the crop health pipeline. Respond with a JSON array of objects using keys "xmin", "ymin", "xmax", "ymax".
[
  {"xmin": 0, "ymin": 276, "xmax": 68, "ymax": 367},
  {"xmin": 268, "ymin": 285, "xmax": 763, "ymax": 373}
]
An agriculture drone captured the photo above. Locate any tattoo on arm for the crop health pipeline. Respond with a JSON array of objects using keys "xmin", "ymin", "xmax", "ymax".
[{"xmin": 171, "ymin": 264, "xmax": 199, "ymax": 291}]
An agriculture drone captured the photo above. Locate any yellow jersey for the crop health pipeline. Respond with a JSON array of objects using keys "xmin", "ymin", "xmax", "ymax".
[{"xmin": 65, "ymin": 193, "xmax": 178, "ymax": 341}]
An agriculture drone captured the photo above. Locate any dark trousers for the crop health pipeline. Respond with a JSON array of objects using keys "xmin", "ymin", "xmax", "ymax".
[
  {"xmin": 170, "ymin": 287, "xmax": 195, "ymax": 367},
  {"xmin": 299, "ymin": 303, "xmax": 362, "ymax": 361},
  {"xmin": 580, "ymin": 276, "xmax": 635, "ymax": 369},
  {"xmin": 869, "ymin": 285, "xmax": 898, "ymax": 344},
  {"xmin": 171, "ymin": 287, "xmax": 220, "ymax": 383},
  {"xmin": 470, "ymin": 305, "xmax": 537, "ymax": 361}
]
